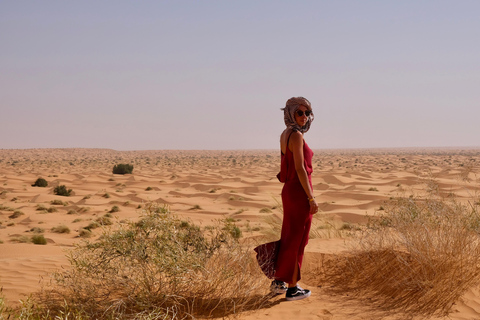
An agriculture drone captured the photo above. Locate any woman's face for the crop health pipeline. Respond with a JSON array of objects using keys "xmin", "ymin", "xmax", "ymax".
[{"xmin": 295, "ymin": 105, "xmax": 310, "ymax": 127}]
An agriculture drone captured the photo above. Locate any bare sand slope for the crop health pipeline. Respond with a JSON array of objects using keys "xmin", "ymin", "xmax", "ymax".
[{"xmin": 1, "ymin": 148, "xmax": 480, "ymax": 319}]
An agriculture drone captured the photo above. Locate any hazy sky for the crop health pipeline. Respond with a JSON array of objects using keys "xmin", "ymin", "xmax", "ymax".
[{"xmin": 1, "ymin": 1, "xmax": 479, "ymax": 150}]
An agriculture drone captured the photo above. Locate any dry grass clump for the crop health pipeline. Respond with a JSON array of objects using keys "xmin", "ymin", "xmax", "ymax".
[
  {"xmin": 324, "ymin": 193, "xmax": 480, "ymax": 316},
  {"xmin": 21, "ymin": 202, "xmax": 269, "ymax": 319}
]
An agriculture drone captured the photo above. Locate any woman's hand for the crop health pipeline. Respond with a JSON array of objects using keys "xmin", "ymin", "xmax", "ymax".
[{"xmin": 309, "ymin": 198, "xmax": 318, "ymax": 215}]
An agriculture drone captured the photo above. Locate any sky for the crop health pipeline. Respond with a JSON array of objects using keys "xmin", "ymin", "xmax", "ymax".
[{"xmin": 1, "ymin": 1, "xmax": 479, "ymax": 150}]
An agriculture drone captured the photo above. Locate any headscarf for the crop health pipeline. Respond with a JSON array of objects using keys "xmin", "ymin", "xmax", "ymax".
[{"xmin": 281, "ymin": 96, "xmax": 314, "ymax": 133}]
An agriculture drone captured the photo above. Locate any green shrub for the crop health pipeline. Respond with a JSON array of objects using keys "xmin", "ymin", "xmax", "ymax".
[
  {"xmin": 109, "ymin": 205, "xmax": 120, "ymax": 213},
  {"xmin": 32, "ymin": 178, "xmax": 48, "ymax": 187},
  {"xmin": 54, "ymin": 185, "xmax": 72, "ymax": 197},
  {"xmin": 32, "ymin": 234, "xmax": 47, "ymax": 245},
  {"xmin": 112, "ymin": 163, "xmax": 133, "ymax": 175},
  {"xmin": 29, "ymin": 202, "xmax": 267, "ymax": 319}
]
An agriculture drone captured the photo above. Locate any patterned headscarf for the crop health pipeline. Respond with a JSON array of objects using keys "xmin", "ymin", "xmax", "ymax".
[{"xmin": 281, "ymin": 97, "xmax": 314, "ymax": 133}]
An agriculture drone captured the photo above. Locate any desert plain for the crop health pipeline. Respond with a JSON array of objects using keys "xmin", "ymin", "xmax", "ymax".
[{"xmin": 1, "ymin": 147, "xmax": 480, "ymax": 320}]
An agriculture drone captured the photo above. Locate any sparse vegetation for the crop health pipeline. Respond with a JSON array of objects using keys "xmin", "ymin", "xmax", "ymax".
[
  {"xmin": 51, "ymin": 199, "xmax": 67, "ymax": 206},
  {"xmin": 32, "ymin": 178, "xmax": 48, "ymax": 187},
  {"xmin": 32, "ymin": 234, "xmax": 47, "ymax": 245},
  {"xmin": 109, "ymin": 205, "xmax": 120, "ymax": 213},
  {"xmin": 53, "ymin": 185, "xmax": 72, "ymax": 197},
  {"xmin": 19, "ymin": 202, "xmax": 267, "ymax": 319},
  {"xmin": 323, "ymin": 192, "xmax": 480, "ymax": 316},
  {"xmin": 9, "ymin": 210, "xmax": 24, "ymax": 219},
  {"xmin": 112, "ymin": 163, "xmax": 134, "ymax": 175},
  {"xmin": 51, "ymin": 225, "xmax": 70, "ymax": 234}
]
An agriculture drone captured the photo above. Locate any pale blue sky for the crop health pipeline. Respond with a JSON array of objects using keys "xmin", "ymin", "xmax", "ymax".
[{"xmin": 1, "ymin": 1, "xmax": 479, "ymax": 150}]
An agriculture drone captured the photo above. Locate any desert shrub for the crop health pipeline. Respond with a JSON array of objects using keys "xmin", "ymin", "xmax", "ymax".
[
  {"xmin": 112, "ymin": 163, "xmax": 133, "ymax": 175},
  {"xmin": 324, "ymin": 193, "xmax": 480, "ymax": 316},
  {"xmin": 32, "ymin": 178, "xmax": 48, "ymax": 187},
  {"xmin": 145, "ymin": 186, "xmax": 153, "ymax": 191},
  {"xmin": 9, "ymin": 210, "xmax": 24, "ymax": 219},
  {"xmin": 53, "ymin": 185, "xmax": 72, "ymax": 197},
  {"xmin": 84, "ymin": 221, "xmax": 100, "ymax": 230},
  {"xmin": 109, "ymin": 205, "xmax": 120, "ymax": 213},
  {"xmin": 51, "ymin": 225, "xmax": 70, "ymax": 234},
  {"xmin": 51, "ymin": 199, "xmax": 67, "ymax": 206},
  {"xmin": 36, "ymin": 204, "xmax": 47, "ymax": 211},
  {"xmin": 30, "ymin": 202, "xmax": 269, "ymax": 319},
  {"xmin": 32, "ymin": 234, "xmax": 47, "ymax": 245},
  {"xmin": 67, "ymin": 209, "xmax": 77, "ymax": 215},
  {"xmin": 259, "ymin": 207, "xmax": 272, "ymax": 213},
  {"xmin": 79, "ymin": 228, "xmax": 92, "ymax": 238},
  {"xmin": 30, "ymin": 227, "xmax": 45, "ymax": 233},
  {"xmin": 96, "ymin": 216, "xmax": 113, "ymax": 226}
]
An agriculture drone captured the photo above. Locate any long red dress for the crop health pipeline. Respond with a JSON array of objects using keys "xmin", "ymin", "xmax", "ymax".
[{"xmin": 254, "ymin": 133, "xmax": 314, "ymax": 283}]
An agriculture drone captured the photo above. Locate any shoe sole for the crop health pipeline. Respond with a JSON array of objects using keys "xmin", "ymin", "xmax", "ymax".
[{"xmin": 285, "ymin": 291, "xmax": 311, "ymax": 301}]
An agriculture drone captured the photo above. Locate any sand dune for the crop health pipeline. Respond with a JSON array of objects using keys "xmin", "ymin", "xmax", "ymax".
[{"xmin": 1, "ymin": 148, "xmax": 480, "ymax": 319}]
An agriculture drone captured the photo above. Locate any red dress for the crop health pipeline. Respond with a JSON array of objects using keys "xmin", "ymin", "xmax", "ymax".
[{"xmin": 254, "ymin": 134, "xmax": 314, "ymax": 283}]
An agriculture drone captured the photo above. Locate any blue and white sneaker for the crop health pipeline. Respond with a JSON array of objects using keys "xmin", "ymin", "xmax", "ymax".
[
  {"xmin": 285, "ymin": 285, "xmax": 311, "ymax": 301},
  {"xmin": 270, "ymin": 279, "xmax": 288, "ymax": 294}
]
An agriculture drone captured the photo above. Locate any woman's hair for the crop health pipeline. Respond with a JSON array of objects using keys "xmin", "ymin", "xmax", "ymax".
[{"xmin": 281, "ymin": 97, "xmax": 314, "ymax": 133}]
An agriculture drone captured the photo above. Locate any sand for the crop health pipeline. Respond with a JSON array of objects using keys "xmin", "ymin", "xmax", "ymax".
[{"xmin": 1, "ymin": 148, "xmax": 480, "ymax": 319}]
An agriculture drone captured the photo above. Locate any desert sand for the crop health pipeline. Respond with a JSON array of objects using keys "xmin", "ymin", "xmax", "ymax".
[{"xmin": 1, "ymin": 148, "xmax": 480, "ymax": 319}]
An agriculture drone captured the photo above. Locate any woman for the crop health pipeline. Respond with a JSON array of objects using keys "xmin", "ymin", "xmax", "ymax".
[{"xmin": 255, "ymin": 97, "xmax": 318, "ymax": 301}]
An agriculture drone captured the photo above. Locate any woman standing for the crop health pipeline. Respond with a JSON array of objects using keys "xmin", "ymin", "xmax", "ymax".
[{"xmin": 255, "ymin": 97, "xmax": 318, "ymax": 301}]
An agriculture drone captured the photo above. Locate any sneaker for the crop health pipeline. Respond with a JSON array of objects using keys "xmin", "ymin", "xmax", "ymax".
[
  {"xmin": 285, "ymin": 286, "xmax": 311, "ymax": 301},
  {"xmin": 270, "ymin": 279, "xmax": 288, "ymax": 294}
]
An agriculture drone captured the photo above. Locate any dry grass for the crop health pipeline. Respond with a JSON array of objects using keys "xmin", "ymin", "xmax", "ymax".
[
  {"xmin": 10, "ymin": 202, "xmax": 271, "ymax": 319},
  {"xmin": 318, "ymin": 191, "xmax": 480, "ymax": 316}
]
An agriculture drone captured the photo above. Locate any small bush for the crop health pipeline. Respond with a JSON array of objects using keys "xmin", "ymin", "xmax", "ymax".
[
  {"xmin": 28, "ymin": 202, "xmax": 268, "ymax": 319},
  {"xmin": 109, "ymin": 205, "xmax": 120, "ymax": 213},
  {"xmin": 51, "ymin": 199, "xmax": 67, "ymax": 206},
  {"xmin": 84, "ymin": 221, "xmax": 100, "ymax": 230},
  {"xmin": 9, "ymin": 210, "xmax": 24, "ymax": 219},
  {"xmin": 112, "ymin": 163, "xmax": 133, "ymax": 175},
  {"xmin": 145, "ymin": 186, "xmax": 153, "ymax": 191},
  {"xmin": 51, "ymin": 225, "xmax": 70, "ymax": 234},
  {"xmin": 96, "ymin": 216, "xmax": 113, "ymax": 226},
  {"xmin": 32, "ymin": 234, "xmax": 47, "ymax": 245},
  {"xmin": 79, "ymin": 228, "xmax": 92, "ymax": 238},
  {"xmin": 53, "ymin": 185, "xmax": 72, "ymax": 197},
  {"xmin": 32, "ymin": 178, "xmax": 48, "ymax": 187},
  {"xmin": 30, "ymin": 227, "xmax": 45, "ymax": 233},
  {"xmin": 259, "ymin": 207, "xmax": 272, "ymax": 213}
]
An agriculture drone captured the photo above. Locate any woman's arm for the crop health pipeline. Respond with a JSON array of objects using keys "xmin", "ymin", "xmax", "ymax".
[{"xmin": 290, "ymin": 131, "xmax": 318, "ymax": 214}]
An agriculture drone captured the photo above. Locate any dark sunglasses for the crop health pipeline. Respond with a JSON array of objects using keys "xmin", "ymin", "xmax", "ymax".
[{"xmin": 296, "ymin": 110, "xmax": 312, "ymax": 117}]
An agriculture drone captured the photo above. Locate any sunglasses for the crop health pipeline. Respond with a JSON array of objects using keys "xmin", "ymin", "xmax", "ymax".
[{"xmin": 296, "ymin": 110, "xmax": 312, "ymax": 117}]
